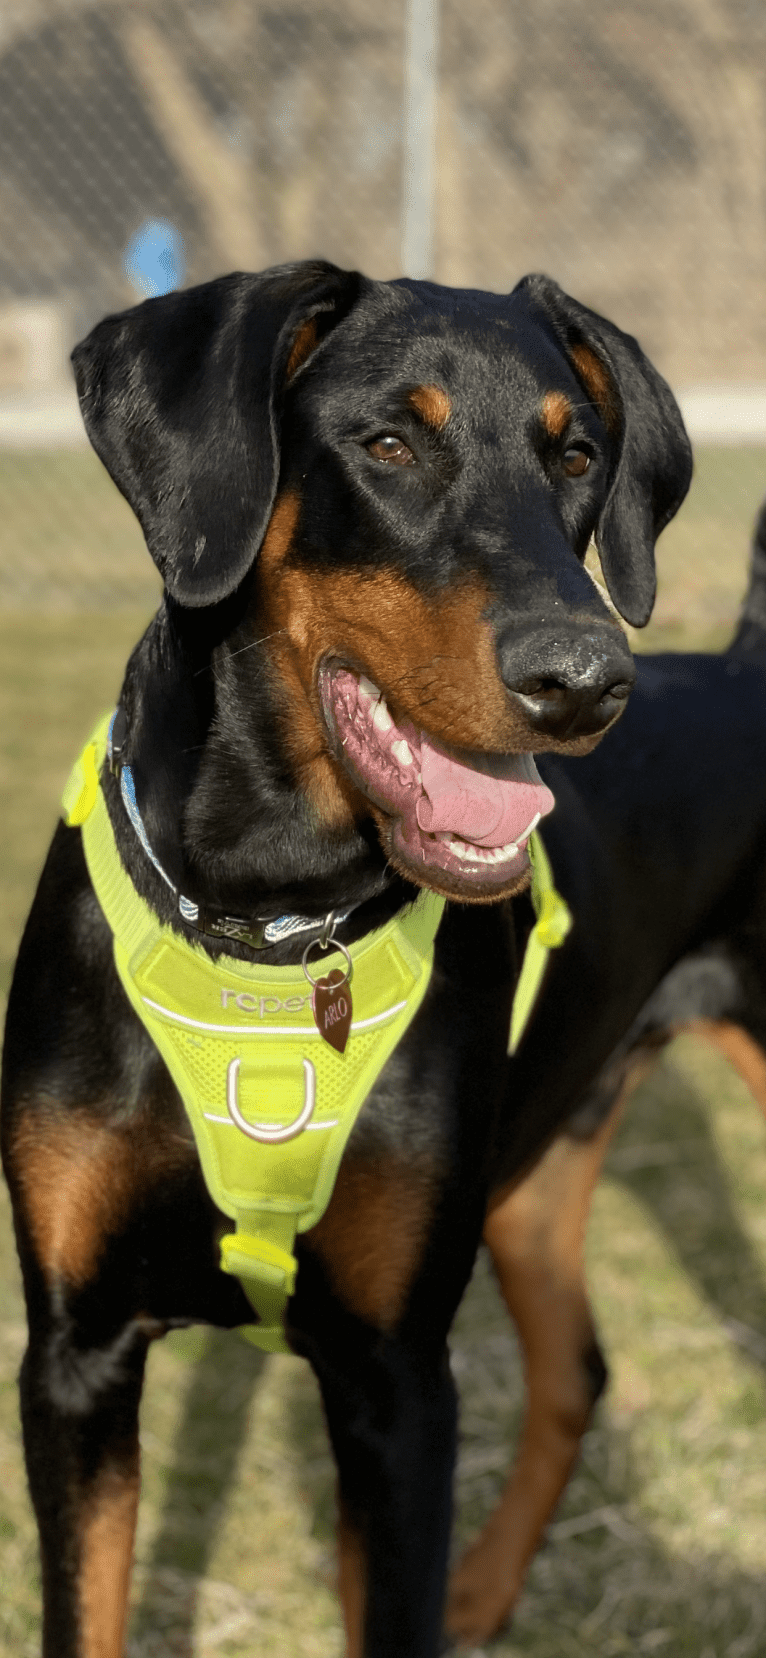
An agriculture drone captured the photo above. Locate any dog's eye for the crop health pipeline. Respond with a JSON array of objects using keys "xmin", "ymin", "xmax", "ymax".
[
  {"xmin": 366, "ymin": 435, "xmax": 415, "ymax": 466},
  {"xmin": 563, "ymin": 447, "xmax": 590, "ymax": 477}
]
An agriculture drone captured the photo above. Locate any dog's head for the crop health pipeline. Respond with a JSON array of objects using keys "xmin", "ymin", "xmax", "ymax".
[{"xmin": 73, "ymin": 262, "xmax": 691, "ymax": 904}]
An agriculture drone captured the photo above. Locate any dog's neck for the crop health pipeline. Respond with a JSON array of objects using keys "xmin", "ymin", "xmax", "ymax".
[{"xmin": 104, "ymin": 598, "xmax": 416, "ymax": 964}]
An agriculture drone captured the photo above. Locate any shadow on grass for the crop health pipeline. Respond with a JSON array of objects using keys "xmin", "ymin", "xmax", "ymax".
[
  {"xmin": 125, "ymin": 1049, "xmax": 766, "ymax": 1655},
  {"xmin": 131, "ymin": 1328, "xmax": 266, "ymax": 1654},
  {"xmin": 608, "ymin": 1054, "xmax": 766, "ymax": 1377},
  {"xmin": 451, "ymin": 1249, "xmax": 766, "ymax": 1656},
  {"xmin": 507, "ymin": 1450, "xmax": 766, "ymax": 1657}
]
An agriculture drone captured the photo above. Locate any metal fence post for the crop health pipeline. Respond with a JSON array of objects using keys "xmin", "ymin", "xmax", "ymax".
[{"xmin": 401, "ymin": 0, "xmax": 439, "ymax": 279}]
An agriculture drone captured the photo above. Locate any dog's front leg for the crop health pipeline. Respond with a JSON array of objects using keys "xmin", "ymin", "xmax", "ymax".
[
  {"xmin": 3, "ymin": 1082, "xmax": 163, "ymax": 1658},
  {"xmin": 314, "ymin": 1331, "xmax": 457, "ymax": 1658},
  {"xmin": 19, "ymin": 1299, "xmax": 149, "ymax": 1658}
]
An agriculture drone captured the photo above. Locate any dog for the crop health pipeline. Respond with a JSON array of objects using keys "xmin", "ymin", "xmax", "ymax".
[
  {"xmin": 445, "ymin": 501, "xmax": 766, "ymax": 1646},
  {"xmin": 1, "ymin": 260, "xmax": 692, "ymax": 1658}
]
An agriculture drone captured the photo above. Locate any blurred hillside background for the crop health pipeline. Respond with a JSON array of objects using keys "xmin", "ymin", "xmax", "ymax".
[
  {"xmin": 3, "ymin": 0, "xmax": 766, "ymax": 375},
  {"xmin": 1, "ymin": 0, "xmax": 766, "ymax": 610},
  {"xmin": 5, "ymin": 5, "xmax": 766, "ymax": 1656}
]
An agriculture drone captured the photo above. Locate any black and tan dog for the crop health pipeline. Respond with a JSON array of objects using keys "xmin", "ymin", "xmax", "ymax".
[
  {"xmin": 1, "ymin": 260, "xmax": 696, "ymax": 1657},
  {"xmin": 446, "ymin": 506, "xmax": 766, "ymax": 1645}
]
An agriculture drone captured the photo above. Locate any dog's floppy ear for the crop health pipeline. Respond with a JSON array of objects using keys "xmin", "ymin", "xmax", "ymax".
[
  {"xmin": 72, "ymin": 261, "xmax": 365, "ymax": 607},
  {"xmin": 516, "ymin": 275, "xmax": 693, "ymax": 627}
]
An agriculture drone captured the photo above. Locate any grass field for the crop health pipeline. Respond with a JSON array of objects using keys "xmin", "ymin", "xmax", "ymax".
[{"xmin": 2, "ymin": 447, "xmax": 766, "ymax": 1655}]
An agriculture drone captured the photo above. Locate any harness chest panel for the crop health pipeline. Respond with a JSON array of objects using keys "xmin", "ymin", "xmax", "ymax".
[
  {"xmin": 113, "ymin": 892, "xmax": 442, "ymax": 1353},
  {"xmin": 62, "ymin": 714, "xmax": 571, "ymax": 1352}
]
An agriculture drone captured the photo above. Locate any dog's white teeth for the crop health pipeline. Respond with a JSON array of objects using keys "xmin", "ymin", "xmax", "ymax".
[
  {"xmin": 358, "ymin": 675, "xmax": 380, "ymax": 701},
  {"xmin": 391, "ymin": 739, "xmax": 414, "ymax": 768},
  {"xmin": 436, "ymin": 831, "xmax": 520, "ymax": 866},
  {"xmin": 438, "ymin": 834, "xmax": 485, "ymax": 864},
  {"xmin": 519, "ymin": 811, "xmax": 540, "ymax": 842},
  {"xmin": 372, "ymin": 698, "xmax": 394, "ymax": 734}
]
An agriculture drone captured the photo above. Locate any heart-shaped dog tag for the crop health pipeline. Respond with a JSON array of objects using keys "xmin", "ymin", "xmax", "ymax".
[{"xmin": 311, "ymin": 968, "xmax": 353, "ymax": 1054}]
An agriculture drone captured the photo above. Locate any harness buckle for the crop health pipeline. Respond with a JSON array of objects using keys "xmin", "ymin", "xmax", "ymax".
[
  {"xmin": 220, "ymin": 1231, "xmax": 298, "ymax": 1297},
  {"xmin": 108, "ymin": 705, "xmax": 128, "ymax": 776}
]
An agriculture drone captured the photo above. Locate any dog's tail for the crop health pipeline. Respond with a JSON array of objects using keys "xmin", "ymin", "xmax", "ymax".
[{"xmin": 729, "ymin": 497, "xmax": 766, "ymax": 657}]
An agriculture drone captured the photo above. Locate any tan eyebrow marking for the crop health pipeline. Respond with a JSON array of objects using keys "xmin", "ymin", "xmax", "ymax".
[
  {"xmin": 408, "ymin": 384, "xmax": 452, "ymax": 430},
  {"xmin": 541, "ymin": 390, "xmax": 572, "ymax": 438}
]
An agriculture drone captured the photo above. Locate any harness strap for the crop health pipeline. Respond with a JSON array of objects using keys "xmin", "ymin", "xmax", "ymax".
[
  {"xmin": 509, "ymin": 833, "xmax": 572, "ymax": 1053},
  {"xmin": 62, "ymin": 714, "xmax": 571, "ymax": 1350}
]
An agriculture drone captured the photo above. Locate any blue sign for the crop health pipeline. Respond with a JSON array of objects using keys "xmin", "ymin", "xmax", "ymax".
[{"xmin": 124, "ymin": 219, "xmax": 186, "ymax": 298}]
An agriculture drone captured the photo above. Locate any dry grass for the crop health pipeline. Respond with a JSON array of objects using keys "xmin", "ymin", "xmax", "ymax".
[
  {"xmin": 2, "ymin": 447, "xmax": 766, "ymax": 1655},
  {"xmin": 0, "ymin": 453, "xmax": 157, "ymax": 613},
  {"xmin": 637, "ymin": 448, "xmax": 766, "ymax": 653},
  {"xmin": 452, "ymin": 1036, "xmax": 766, "ymax": 1657}
]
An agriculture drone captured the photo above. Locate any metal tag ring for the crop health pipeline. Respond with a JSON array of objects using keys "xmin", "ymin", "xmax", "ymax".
[{"xmin": 302, "ymin": 935, "xmax": 353, "ymax": 989}]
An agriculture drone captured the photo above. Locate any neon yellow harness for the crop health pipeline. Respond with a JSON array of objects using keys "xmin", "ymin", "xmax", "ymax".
[{"xmin": 62, "ymin": 715, "xmax": 571, "ymax": 1351}]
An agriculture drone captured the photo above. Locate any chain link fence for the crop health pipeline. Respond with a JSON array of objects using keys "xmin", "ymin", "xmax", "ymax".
[
  {"xmin": 0, "ymin": 0, "xmax": 765, "ymax": 616},
  {"xmin": 3, "ymin": 14, "xmax": 766, "ymax": 1654}
]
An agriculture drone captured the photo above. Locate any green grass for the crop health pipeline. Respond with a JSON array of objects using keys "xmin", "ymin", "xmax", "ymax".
[
  {"xmin": 0, "ymin": 443, "xmax": 762, "ymax": 636},
  {"xmin": 636, "ymin": 447, "xmax": 766, "ymax": 654},
  {"xmin": 451, "ymin": 1039, "xmax": 766, "ymax": 1657},
  {"xmin": 2, "ymin": 447, "xmax": 766, "ymax": 1655},
  {"xmin": 0, "ymin": 452, "xmax": 159, "ymax": 613}
]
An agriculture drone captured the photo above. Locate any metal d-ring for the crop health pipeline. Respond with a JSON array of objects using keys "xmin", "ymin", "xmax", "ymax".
[
  {"xmin": 226, "ymin": 1056, "xmax": 316, "ymax": 1143},
  {"xmin": 302, "ymin": 915, "xmax": 353, "ymax": 990}
]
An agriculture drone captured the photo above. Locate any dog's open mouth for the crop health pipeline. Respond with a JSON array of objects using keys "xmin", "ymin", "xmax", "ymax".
[{"xmin": 319, "ymin": 664, "xmax": 555, "ymax": 897}]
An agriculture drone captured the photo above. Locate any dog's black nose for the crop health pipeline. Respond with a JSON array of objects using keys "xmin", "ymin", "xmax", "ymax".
[{"xmin": 498, "ymin": 625, "xmax": 636, "ymax": 740}]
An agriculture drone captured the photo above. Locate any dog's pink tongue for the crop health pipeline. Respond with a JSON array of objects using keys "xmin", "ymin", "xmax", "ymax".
[{"xmin": 415, "ymin": 737, "xmax": 555, "ymax": 847}]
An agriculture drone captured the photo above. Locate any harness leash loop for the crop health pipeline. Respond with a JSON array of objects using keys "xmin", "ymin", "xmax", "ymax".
[{"xmin": 226, "ymin": 1055, "xmax": 317, "ymax": 1144}]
